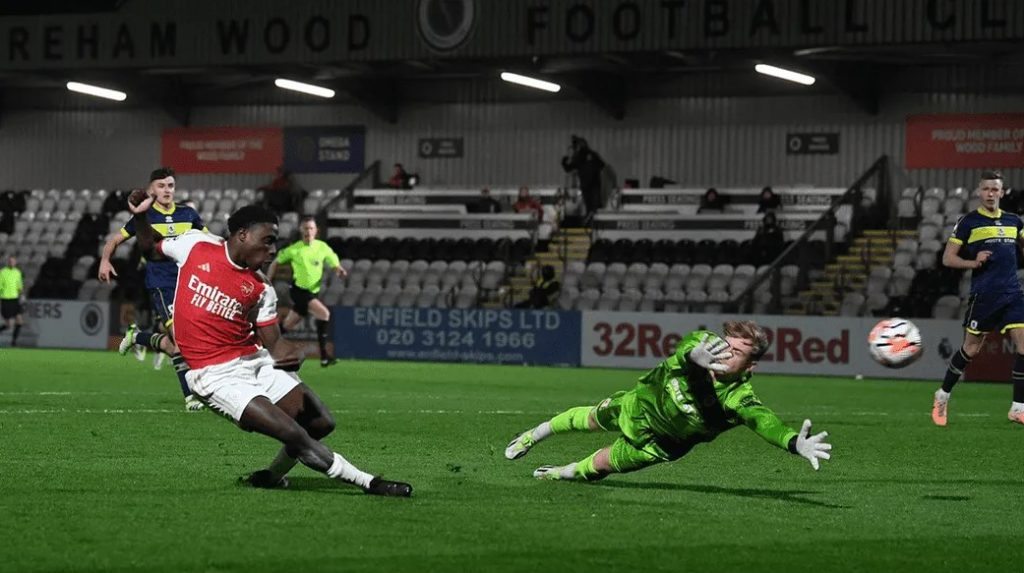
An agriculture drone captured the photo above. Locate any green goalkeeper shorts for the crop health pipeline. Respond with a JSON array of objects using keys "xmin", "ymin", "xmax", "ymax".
[{"xmin": 592, "ymin": 391, "xmax": 694, "ymax": 473}]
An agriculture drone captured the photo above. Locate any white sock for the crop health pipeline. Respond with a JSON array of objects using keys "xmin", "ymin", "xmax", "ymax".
[
  {"xmin": 531, "ymin": 421, "xmax": 553, "ymax": 442},
  {"xmin": 326, "ymin": 452, "xmax": 373, "ymax": 488},
  {"xmin": 558, "ymin": 463, "xmax": 578, "ymax": 479},
  {"xmin": 267, "ymin": 446, "xmax": 298, "ymax": 480},
  {"xmin": 935, "ymin": 389, "xmax": 950, "ymax": 402},
  {"xmin": 1011, "ymin": 401, "xmax": 1024, "ymax": 412}
]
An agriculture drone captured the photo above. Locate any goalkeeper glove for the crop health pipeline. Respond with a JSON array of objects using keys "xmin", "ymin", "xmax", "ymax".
[
  {"xmin": 789, "ymin": 419, "xmax": 832, "ymax": 470},
  {"xmin": 688, "ymin": 333, "xmax": 733, "ymax": 373}
]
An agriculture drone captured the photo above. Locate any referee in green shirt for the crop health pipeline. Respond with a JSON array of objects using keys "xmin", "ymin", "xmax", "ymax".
[
  {"xmin": 267, "ymin": 217, "xmax": 346, "ymax": 367},
  {"xmin": 0, "ymin": 255, "xmax": 25, "ymax": 346}
]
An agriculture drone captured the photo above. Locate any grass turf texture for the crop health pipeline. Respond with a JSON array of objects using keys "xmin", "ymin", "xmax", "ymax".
[{"xmin": 0, "ymin": 348, "xmax": 1021, "ymax": 573}]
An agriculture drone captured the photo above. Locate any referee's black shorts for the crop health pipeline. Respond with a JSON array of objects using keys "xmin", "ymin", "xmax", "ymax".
[
  {"xmin": 1, "ymin": 298, "xmax": 22, "ymax": 320},
  {"xmin": 289, "ymin": 284, "xmax": 317, "ymax": 317}
]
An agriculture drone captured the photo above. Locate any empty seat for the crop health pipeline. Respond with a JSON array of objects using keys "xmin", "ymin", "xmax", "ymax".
[
  {"xmin": 618, "ymin": 289, "xmax": 642, "ymax": 311},
  {"xmin": 932, "ymin": 295, "xmax": 961, "ymax": 319},
  {"xmin": 839, "ymin": 293, "xmax": 865, "ymax": 317}
]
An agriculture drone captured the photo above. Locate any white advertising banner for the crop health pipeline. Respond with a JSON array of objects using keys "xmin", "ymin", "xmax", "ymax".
[
  {"xmin": 0, "ymin": 300, "xmax": 110, "ymax": 350},
  {"xmin": 581, "ymin": 311, "xmax": 967, "ymax": 380}
]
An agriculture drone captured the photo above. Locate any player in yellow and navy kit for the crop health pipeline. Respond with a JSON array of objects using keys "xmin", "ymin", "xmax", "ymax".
[
  {"xmin": 99, "ymin": 167, "xmax": 207, "ymax": 411},
  {"xmin": 933, "ymin": 170, "xmax": 1024, "ymax": 426}
]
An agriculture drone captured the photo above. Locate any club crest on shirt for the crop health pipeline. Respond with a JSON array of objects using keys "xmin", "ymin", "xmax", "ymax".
[{"xmin": 240, "ymin": 281, "xmax": 255, "ymax": 296}]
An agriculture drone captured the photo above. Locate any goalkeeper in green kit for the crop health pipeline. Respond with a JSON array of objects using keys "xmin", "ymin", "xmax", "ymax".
[{"xmin": 505, "ymin": 321, "xmax": 833, "ymax": 480}]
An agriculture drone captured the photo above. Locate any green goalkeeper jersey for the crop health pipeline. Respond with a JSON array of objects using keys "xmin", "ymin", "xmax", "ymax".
[{"xmin": 630, "ymin": 330, "xmax": 797, "ymax": 451}]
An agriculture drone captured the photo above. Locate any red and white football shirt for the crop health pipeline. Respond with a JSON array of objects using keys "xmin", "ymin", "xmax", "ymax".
[{"xmin": 157, "ymin": 230, "xmax": 278, "ymax": 369}]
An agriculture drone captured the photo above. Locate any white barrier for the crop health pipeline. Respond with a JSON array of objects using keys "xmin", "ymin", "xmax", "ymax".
[
  {"xmin": 580, "ymin": 311, "xmax": 968, "ymax": 380},
  {"xmin": 1, "ymin": 300, "xmax": 110, "ymax": 350}
]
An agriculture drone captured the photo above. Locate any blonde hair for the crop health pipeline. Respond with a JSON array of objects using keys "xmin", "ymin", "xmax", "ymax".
[{"xmin": 723, "ymin": 320, "xmax": 769, "ymax": 361}]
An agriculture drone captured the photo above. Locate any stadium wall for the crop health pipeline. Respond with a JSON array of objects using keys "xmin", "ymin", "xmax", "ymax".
[
  {"xmin": 329, "ymin": 307, "xmax": 1014, "ymax": 383},
  {"xmin": 0, "ymin": 92, "xmax": 1020, "ymax": 192}
]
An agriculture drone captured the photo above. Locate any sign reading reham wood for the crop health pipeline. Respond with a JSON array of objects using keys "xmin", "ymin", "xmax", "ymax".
[
  {"xmin": 162, "ymin": 127, "xmax": 283, "ymax": 174},
  {"xmin": 905, "ymin": 114, "xmax": 1024, "ymax": 169},
  {"xmin": 580, "ymin": 312, "xmax": 966, "ymax": 380}
]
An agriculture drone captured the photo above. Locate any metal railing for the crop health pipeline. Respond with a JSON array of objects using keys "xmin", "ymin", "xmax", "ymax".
[{"xmin": 727, "ymin": 155, "xmax": 891, "ymax": 314}]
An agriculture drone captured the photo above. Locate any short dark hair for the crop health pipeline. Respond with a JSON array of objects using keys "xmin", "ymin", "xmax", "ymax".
[
  {"xmin": 299, "ymin": 216, "xmax": 317, "ymax": 225},
  {"xmin": 149, "ymin": 167, "xmax": 175, "ymax": 182},
  {"xmin": 228, "ymin": 205, "xmax": 279, "ymax": 235},
  {"xmin": 981, "ymin": 170, "xmax": 1003, "ymax": 181}
]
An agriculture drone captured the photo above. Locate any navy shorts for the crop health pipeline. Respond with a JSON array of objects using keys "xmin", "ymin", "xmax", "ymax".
[
  {"xmin": 962, "ymin": 291, "xmax": 1024, "ymax": 334},
  {"xmin": 148, "ymin": 287, "xmax": 176, "ymax": 327}
]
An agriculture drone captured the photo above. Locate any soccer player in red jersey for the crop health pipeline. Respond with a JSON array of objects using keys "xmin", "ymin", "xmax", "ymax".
[{"xmin": 127, "ymin": 192, "xmax": 411, "ymax": 496}]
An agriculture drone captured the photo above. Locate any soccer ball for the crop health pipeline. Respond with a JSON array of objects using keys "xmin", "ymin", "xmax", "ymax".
[{"xmin": 867, "ymin": 318, "xmax": 923, "ymax": 368}]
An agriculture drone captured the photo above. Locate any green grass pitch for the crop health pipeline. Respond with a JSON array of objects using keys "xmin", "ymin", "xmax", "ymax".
[{"xmin": 0, "ymin": 348, "xmax": 1021, "ymax": 573}]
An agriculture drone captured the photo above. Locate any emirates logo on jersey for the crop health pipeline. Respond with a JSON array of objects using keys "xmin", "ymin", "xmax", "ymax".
[{"xmin": 187, "ymin": 274, "xmax": 244, "ymax": 320}]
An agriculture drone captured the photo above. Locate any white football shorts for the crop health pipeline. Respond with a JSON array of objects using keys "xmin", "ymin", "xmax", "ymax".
[{"xmin": 185, "ymin": 349, "xmax": 301, "ymax": 421}]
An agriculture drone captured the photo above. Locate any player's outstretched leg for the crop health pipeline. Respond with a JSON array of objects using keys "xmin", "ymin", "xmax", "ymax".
[
  {"xmin": 535, "ymin": 448, "xmax": 611, "ymax": 481},
  {"xmin": 932, "ymin": 390, "xmax": 949, "ymax": 427},
  {"xmin": 534, "ymin": 438, "xmax": 664, "ymax": 482},
  {"xmin": 118, "ymin": 323, "xmax": 140, "ymax": 356},
  {"xmin": 242, "ymin": 386, "xmax": 411, "ymax": 497},
  {"xmin": 1006, "ymin": 329, "xmax": 1024, "ymax": 425},
  {"xmin": 505, "ymin": 406, "xmax": 596, "ymax": 460},
  {"xmin": 246, "ymin": 384, "xmax": 336, "ymax": 488},
  {"xmin": 933, "ymin": 338, "xmax": 981, "ymax": 426}
]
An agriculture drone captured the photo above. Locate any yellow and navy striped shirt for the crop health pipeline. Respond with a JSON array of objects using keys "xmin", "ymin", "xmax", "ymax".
[
  {"xmin": 121, "ymin": 202, "xmax": 205, "ymax": 289},
  {"xmin": 949, "ymin": 208, "xmax": 1023, "ymax": 295}
]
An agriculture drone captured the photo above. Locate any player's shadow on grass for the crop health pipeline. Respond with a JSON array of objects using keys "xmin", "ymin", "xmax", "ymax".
[
  {"xmin": 595, "ymin": 481, "xmax": 849, "ymax": 509},
  {"xmin": 264, "ymin": 477, "xmax": 366, "ymax": 495}
]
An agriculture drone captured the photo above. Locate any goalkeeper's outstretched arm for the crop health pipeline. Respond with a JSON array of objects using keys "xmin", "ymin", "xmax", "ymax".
[{"xmin": 738, "ymin": 403, "xmax": 832, "ymax": 471}]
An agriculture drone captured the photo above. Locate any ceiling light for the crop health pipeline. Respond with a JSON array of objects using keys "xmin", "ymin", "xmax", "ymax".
[
  {"xmin": 500, "ymin": 72, "xmax": 561, "ymax": 93},
  {"xmin": 274, "ymin": 78, "xmax": 335, "ymax": 98},
  {"xmin": 66, "ymin": 81, "xmax": 127, "ymax": 101},
  {"xmin": 754, "ymin": 64, "xmax": 816, "ymax": 86}
]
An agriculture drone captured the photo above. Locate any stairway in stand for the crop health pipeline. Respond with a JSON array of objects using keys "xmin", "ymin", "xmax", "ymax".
[
  {"xmin": 502, "ymin": 227, "xmax": 591, "ymax": 307},
  {"xmin": 793, "ymin": 229, "xmax": 918, "ymax": 316}
]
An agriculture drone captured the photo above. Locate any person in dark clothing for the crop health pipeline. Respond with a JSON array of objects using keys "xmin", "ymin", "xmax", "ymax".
[
  {"xmin": 561, "ymin": 135, "xmax": 606, "ymax": 218},
  {"xmin": 470, "ymin": 187, "xmax": 502, "ymax": 214},
  {"xmin": 516, "ymin": 265, "xmax": 560, "ymax": 309},
  {"xmin": 261, "ymin": 166, "xmax": 304, "ymax": 214},
  {"xmin": 751, "ymin": 212, "xmax": 785, "ymax": 265},
  {"xmin": 999, "ymin": 184, "xmax": 1022, "ymax": 215},
  {"xmin": 698, "ymin": 188, "xmax": 729, "ymax": 213},
  {"xmin": 757, "ymin": 186, "xmax": 782, "ymax": 213},
  {"xmin": 388, "ymin": 163, "xmax": 410, "ymax": 190}
]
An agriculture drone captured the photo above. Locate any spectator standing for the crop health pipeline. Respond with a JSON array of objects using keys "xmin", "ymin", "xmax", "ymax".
[{"xmin": 561, "ymin": 135, "xmax": 607, "ymax": 218}]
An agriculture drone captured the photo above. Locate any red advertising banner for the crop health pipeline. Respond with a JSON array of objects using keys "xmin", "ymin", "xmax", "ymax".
[
  {"xmin": 162, "ymin": 127, "xmax": 283, "ymax": 173},
  {"xmin": 906, "ymin": 114, "xmax": 1024, "ymax": 169}
]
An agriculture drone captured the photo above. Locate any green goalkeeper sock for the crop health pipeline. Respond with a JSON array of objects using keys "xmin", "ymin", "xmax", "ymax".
[
  {"xmin": 574, "ymin": 450, "xmax": 604, "ymax": 481},
  {"xmin": 549, "ymin": 406, "xmax": 594, "ymax": 434}
]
